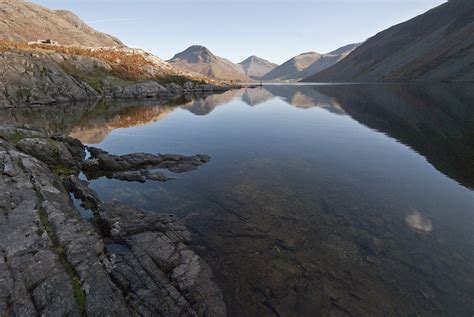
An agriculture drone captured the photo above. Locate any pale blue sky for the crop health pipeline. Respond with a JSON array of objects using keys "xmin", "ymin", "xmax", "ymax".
[{"xmin": 32, "ymin": 0, "xmax": 446, "ymax": 64}]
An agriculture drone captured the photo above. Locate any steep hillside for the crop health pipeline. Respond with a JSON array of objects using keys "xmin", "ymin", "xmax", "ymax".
[
  {"xmin": 262, "ymin": 52, "xmax": 321, "ymax": 81},
  {"xmin": 303, "ymin": 0, "xmax": 474, "ymax": 82},
  {"xmin": 238, "ymin": 56, "xmax": 277, "ymax": 79},
  {"xmin": 0, "ymin": 0, "xmax": 123, "ymax": 47},
  {"xmin": 168, "ymin": 45, "xmax": 251, "ymax": 82},
  {"xmin": 295, "ymin": 43, "xmax": 359, "ymax": 80}
]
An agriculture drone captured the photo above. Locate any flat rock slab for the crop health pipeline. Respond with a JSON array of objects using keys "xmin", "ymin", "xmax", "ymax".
[{"xmin": 83, "ymin": 148, "xmax": 211, "ymax": 182}]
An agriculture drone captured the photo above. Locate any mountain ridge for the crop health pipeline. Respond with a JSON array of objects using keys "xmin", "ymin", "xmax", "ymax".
[
  {"xmin": 262, "ymin": 44, "xmax": 359, "ymax": 81},
  {"xmin": 303, "ymin": 1, "xmax": 474, "ymax": 82},
  {"xmin": 0, "ymin": 0, "xmax": 124, "ymax": 47},
  {"xmin": 262, "ymin": 52, "xmax": 322, "ymax": 81}
]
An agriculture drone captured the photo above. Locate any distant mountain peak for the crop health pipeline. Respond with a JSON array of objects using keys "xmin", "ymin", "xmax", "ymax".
[
  {"xmin": 240, "ymin": 55, "xmax": 261, "ymax": 63},
  {"xmin": 171, "ymin": 45, "xmax": 217, "ymax": 63},
  {"xmin": 299, "ymin": 51, "xmax": 320, "ymax": 56},
  {"xmin": 169, "ymin": 45, "xmax": 250, "ymax": 82},
  {"xmin": 239, "ymin": 56, "xmax": 277, "ymax": 80}
]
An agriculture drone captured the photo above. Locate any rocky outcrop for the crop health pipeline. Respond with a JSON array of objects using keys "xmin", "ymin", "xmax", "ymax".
[
  {"xmin": 0, "ymin": 125, "xmax": 225, "ymax": 316},
  {"xmin": 0, "ymin": 48, "xmax": 230, "ymax": 108},
  {"xmin": 82, "ymin": 147, "xmax": 211, "ymax": 183},
  {"xmin": 98, "ymin": 201, "xmax": 226, "ymax": 316},
  {"xmin": 0, "ymin": 50, "xmax": 99, "ymax": 107}
]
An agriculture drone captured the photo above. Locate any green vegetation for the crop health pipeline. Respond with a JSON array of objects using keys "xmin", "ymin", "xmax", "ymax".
[
  {"xmin": 156, "ymin": 74, "xmax": 204, "ymax": 86},
  {"xmin": 15, "ymin": 88, "xmax": 31, "ymax": 102},
  {"xmin": 51, "ymin": 164, "xmax": 78, "ymax": 178},
  {"xmin": 9, "ymin": 131, "xmax": 28, "ymax": 143}
]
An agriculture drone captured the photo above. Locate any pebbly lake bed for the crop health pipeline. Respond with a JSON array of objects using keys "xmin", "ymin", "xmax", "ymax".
[{"xmin": 2, "ymin": 83, "xmax": 473, "ymax": 316}]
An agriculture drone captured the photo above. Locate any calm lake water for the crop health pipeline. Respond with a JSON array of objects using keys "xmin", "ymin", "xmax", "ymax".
[{"xmin": 3, "ymin": 84, "xmax": 473, "ymax": 315}]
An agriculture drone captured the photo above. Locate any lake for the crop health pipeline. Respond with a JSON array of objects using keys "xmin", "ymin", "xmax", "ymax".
[{"xmin": 3, "ymin": 84, "xmax": 473, "ymax": 315}]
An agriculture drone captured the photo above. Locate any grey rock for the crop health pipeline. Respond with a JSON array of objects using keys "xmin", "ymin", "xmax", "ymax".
[
  {"xmin": 99, "ymin": 201, "xmax": 227, "ymax": 316},
  {"xmin": 0, "ymin": 139, "xmax": 128, "ymax": 316},
  {"xmin": 63, "ymin": 175, "xmax": 101, "ymax": 208},
  {"xmin": 112, "ymin": 171, "xmax": 147, "ymax": 183},
  {"xmin": 0, "ymin": 50, "xmax": 99, "ymax": 108},
  {"xmin": 16, "ymin": 137, "xmax": 79, "ymax": 170},
  {"xmin": 106, "ymin": 81, "xmax": 170, "ymax": 100},
  {"xmin": 0, "ymin": 126, "xmax": 225, "ymax": 316},
  {"xmin": 121, "ymin": 152, "xmax": 164, "ymax": 167},
  {"xmin": 84, "ymin": 151, "xmax": 210, "ymax": 181}
]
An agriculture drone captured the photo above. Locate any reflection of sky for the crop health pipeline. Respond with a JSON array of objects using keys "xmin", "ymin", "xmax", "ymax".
[
  {"xmin": 81, "ymin": 82, "xmax": 473, "ymax": 315},
  {"xmin": 405, "ymin": 210, "xmax": 433, "ymax": 232},
  {"xmin": 85, "ymin": 85, "xmax": 473, "ymax": 271},
  {"xmin": 32, "ymin": 0, "xmax": 445, "ymax": 64}
]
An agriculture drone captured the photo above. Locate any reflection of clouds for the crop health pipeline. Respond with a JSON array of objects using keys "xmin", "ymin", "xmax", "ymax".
[{"xmin": 405, "ymin": 209, "xmax": 433, "ymax": 232}]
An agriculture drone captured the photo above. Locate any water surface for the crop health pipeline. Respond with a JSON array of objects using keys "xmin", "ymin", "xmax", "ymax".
[{"xmin": 3, "ymin": 84, "xmax": 473, "ymax": 315}]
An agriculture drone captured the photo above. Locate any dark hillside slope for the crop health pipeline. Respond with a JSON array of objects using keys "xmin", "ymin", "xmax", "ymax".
[{"xmin": 304, "ymin": 0, "xmax": 474, "ymax": 82}]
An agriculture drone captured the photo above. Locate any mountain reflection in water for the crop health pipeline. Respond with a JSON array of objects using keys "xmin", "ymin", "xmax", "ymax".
[{"xmin": 1, "ymin": 84, "xmax": 473, "ymax": 315}]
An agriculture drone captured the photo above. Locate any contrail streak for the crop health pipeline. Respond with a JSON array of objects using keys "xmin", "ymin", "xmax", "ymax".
[{"xmin": 87, "ymin": 18, "xmax": 142, "ymax": 24}]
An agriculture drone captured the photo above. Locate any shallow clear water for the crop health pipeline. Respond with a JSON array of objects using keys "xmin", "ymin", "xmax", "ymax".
[{"xmin": 4, "ymin": 84, "xmax": 473, "ymax": 315}]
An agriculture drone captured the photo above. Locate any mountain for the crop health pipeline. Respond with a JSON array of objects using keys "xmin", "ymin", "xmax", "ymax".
[
  {"xmin": 303, "ymin": 0, "xmax": 474, "ymax": 82},
  {"xmin": 262, "ymin": 44, "xmax": 359, "ymax": 82},
  {"xmin": 168, "ymin": 45, "xmax": 251, "ymax": 82},
  {"xmin": 0, "ymin": 0, "xmax": 123, "ymax": 47},
  {"xmin": 238, "ymin": 56, "xmax": 277, "ymax": 79},
  {"xmin": 295, "ymin": 43, "xmax": 360, "ymax": 80},
  {"xmin": 0, "ymin": 1, "xmax": 225, "ymax": 108},
  {"xmin": 262, "ymin": 52, "xmax": 321, "ymax": 81}
]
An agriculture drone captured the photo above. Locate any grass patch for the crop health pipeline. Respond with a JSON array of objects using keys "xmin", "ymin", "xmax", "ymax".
[
  {"xmin": 9, "ymin": 131, "xmax": 28, "ymax": 144},
  {"xmin": 52, "ymin": 164, "xmax": 78, "ymax": 178},
  {"xmin": 156, "ymin": 74, "xmax": 206, "ymax": 86}
]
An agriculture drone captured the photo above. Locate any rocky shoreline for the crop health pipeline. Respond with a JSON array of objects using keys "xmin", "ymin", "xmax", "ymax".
[
  {"xmin": 0, "ymin": 48, "xmax": 232, "ymax": 109},
  {"xmin": 0, "ymin": 125, "xmax": 226, "ymax": 316}
]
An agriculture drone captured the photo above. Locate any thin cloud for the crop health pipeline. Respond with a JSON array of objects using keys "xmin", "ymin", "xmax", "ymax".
[{"xmin": 87, "ymin": 18, "xmax": 143, "ymax": 24}]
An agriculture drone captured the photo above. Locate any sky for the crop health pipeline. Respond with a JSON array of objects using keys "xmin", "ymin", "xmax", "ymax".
[{"xmin": 32, "ymin": 0, "xmax": 446, "ymax": 64}]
